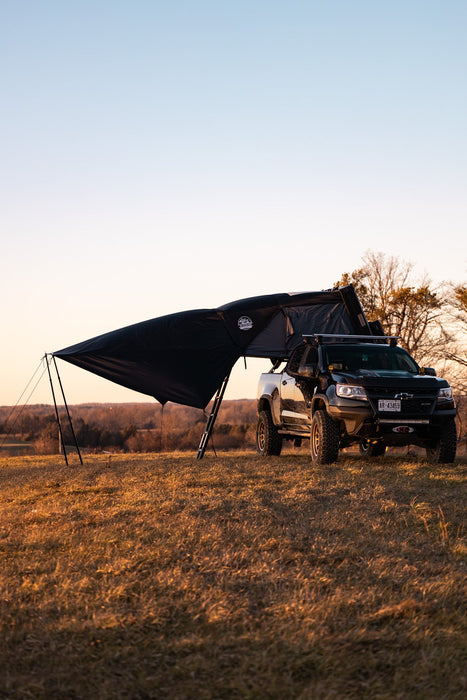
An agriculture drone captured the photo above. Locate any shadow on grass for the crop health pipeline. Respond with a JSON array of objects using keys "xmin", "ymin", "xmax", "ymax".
[{"xmin": 2, "ymin": 604, "xmax": 466, "ymax": 700}]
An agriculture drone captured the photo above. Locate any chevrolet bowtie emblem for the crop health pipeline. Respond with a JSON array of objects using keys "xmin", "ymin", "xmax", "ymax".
[{"xmin": 394, "ymin": 393, "xmax": 413, "ymax": 400}]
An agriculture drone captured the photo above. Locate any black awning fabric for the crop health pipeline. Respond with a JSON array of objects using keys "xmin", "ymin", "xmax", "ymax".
[{"xmin": 53, "ymin": 285, "xmax": 371, "ymax": 409}]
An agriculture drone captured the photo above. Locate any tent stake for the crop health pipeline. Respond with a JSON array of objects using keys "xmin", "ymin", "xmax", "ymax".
[
  {"xmin": 197, "ymin": 373, "xmax": 230, "ymax": 459},
  {"xmin": 46, "ymin": 355, "xmax": 68, "ymax": 465},
  {"xmin": 52, "ymin": 356, "xmax": 83, "ymax": 465}
]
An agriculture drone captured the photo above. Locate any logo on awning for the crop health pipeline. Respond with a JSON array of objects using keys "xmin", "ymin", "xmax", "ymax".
[{"xmin": 238, "ymin": 316, "xmax": 253, "ymax": 331}]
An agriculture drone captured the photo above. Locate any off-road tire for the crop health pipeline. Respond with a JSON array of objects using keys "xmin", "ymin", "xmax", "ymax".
[
  {"xmin": 256, "ymin": 410, "xmax": 282, "ymax": 456},
  {"xmin": 359, "ymin": 440, "xmax": 387, "ymax": 458},
  {"xmin": 425, "ymin": 418, "xmax": 457, "ymax": 463},
  {"xmin": 310, "ymin": 409, "xmax": 340, "ymax": 464}
]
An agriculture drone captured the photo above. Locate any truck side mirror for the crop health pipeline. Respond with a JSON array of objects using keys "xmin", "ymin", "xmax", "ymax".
[
  {"xmin": 421, "ymin": 367, "xmax": 437, "ymax": 376},
  {"xmin": 299, "ymin": 366, "xmax": 316, "ymax": 378}
]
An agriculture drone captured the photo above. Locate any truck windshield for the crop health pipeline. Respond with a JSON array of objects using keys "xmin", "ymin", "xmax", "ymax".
[{"xmin": 323, "ymin": 344, "xmax": 418, "ymax": 373}]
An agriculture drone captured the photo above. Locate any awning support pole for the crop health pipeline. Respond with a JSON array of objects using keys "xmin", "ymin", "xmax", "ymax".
[
  {"xmin": 52, "ymin": 355, "xmax": 83, "ymax": 465},
  {"xmin": 197, "ymin": 373, "xmax": 230, "ymax": 460},
  {"xmin": 46, "ymin": 355, "xmax": 68, "ymax": 466}
]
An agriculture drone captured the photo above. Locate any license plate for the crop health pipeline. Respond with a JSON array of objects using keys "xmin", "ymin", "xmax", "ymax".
[{"xmin": 379, "ymin": 399, "xmax": 401, "ymax": 412}]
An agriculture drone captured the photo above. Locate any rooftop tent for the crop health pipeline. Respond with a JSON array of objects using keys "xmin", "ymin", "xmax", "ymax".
[{"xmin": 53, "ymin": 285, "xmax": 371, "ymax": 410}]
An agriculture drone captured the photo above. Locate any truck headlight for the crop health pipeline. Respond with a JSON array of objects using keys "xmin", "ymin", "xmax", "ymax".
[
  {"xmin": 336, "ymin": 384, "xmax": 367, "ymax": 400},
  {"xmin": 437, "ymin": 386, "xmax": 453, "ymax": 402}
]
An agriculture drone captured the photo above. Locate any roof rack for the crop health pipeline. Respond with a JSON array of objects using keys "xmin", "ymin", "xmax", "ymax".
[{"xmin": 303, "ymin": 333, "xmax": 400, "ymax": 346}]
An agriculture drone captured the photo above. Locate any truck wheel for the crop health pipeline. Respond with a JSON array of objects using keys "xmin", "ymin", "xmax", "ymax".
[
  {"xmin": 425, "ymin": 419, "xmax": 457, "ymax": 463},
  {"xmin": 256, "ymin": 410, "xmax": 282, "ymax": 456},
  {"xmin": 310, "ymin": 410, "xmax": 339, "ymax": 464},
  {"xmin": 359, "ymin": 440, "xmax": 387, "ymax": 458}
]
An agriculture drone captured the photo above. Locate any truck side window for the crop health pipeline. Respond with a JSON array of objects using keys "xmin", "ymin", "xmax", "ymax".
[
  {"xmin": 298, "ymin": 346, "xmax": 318, "ymax": 376},
  {"xmin": 287, "ymin": 345, "xmax": 307, "ymax": 374}
]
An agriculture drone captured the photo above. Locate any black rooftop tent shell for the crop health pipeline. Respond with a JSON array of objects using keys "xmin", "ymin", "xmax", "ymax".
[{"xmin": 53, "ymin": 285, "xmax": 371, "ymax": 409}]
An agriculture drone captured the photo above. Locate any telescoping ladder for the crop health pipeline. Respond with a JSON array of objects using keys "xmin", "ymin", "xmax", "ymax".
[{"xmin": 196, "ymin": 374, "xmax": 230, "ymax": 459}]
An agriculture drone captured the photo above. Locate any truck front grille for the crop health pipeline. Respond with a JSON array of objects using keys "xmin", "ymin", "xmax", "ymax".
[{"xmin": 365, "ymin": 388, "xmax": 437, "ymax": 417}]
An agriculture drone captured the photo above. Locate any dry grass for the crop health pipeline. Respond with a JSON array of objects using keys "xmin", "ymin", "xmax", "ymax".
[{"xmin": 0, "ymin": 451, "xmax": 466, "ymax": 699}]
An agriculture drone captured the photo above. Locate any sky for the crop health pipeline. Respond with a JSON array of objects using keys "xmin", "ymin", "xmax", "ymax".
[{"xmin": 1, "ymin": 0, "xmax": 466, "ymax": 407}]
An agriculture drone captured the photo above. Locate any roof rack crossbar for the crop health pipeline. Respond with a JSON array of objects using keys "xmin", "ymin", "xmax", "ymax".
[{"xmin": 303, "ymin": 333, "xmax": 401, "ymax": 343}]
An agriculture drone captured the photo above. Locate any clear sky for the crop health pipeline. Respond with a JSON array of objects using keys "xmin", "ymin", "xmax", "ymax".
[{"xmin": 1, "ymin": 1, "xmax": 466, "ymax": 406}]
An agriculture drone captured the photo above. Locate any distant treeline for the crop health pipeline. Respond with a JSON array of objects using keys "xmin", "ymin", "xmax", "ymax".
[
  {"xmin": 0, "ymin": 401, "xmax": 258, "ymax": 455},
  {"xmin": 1, "ymin": 396, "xmax": 466, "ymax": 455}
]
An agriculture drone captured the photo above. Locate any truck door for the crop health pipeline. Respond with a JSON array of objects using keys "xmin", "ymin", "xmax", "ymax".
[
  {"xmin": 280, "ymin": 345, "xmax": 308, "ymax": 428},
  {"xmin": 295, "ymin": 345, "xmax": 318, "ymax": 418},
  {"xmin": 280, "ymin": 371, "xmax": 297, "ymax": 427}
]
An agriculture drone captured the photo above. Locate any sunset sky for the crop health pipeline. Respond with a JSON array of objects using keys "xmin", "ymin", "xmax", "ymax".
[{"xmin": 2, "ymin": 1, "xmax": 466, "ymax": 406}]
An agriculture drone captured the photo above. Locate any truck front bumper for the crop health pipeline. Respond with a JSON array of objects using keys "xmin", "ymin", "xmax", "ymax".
[{"xmin": 327, "ymin": 400, "xmax": 457, "ymax": 441}]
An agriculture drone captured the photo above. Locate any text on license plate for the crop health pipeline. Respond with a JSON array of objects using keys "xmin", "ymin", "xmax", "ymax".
[{"xmin": 379, "ymin": 399, "xmax": 401, "ymax": 412}]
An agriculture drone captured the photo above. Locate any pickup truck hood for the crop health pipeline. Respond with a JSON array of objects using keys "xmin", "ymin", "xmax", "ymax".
[{"xmin": 331, "ymin": 370, "xmax": 448, "ymax": 390}]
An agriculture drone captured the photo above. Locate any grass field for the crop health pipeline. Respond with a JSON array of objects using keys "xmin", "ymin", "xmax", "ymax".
[{"xmin": 0, "ymin": 451, "xmax": 466, "ymax": 699}]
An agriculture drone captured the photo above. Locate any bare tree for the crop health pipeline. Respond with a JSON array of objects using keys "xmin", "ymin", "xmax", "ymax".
[
  {"xmin": 445, "ymin": 285, "xmax": 467, "ymax": 369},
  {"xmin": 336, "ymin": 251, "xmax": 448, "ymax": 365}
]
